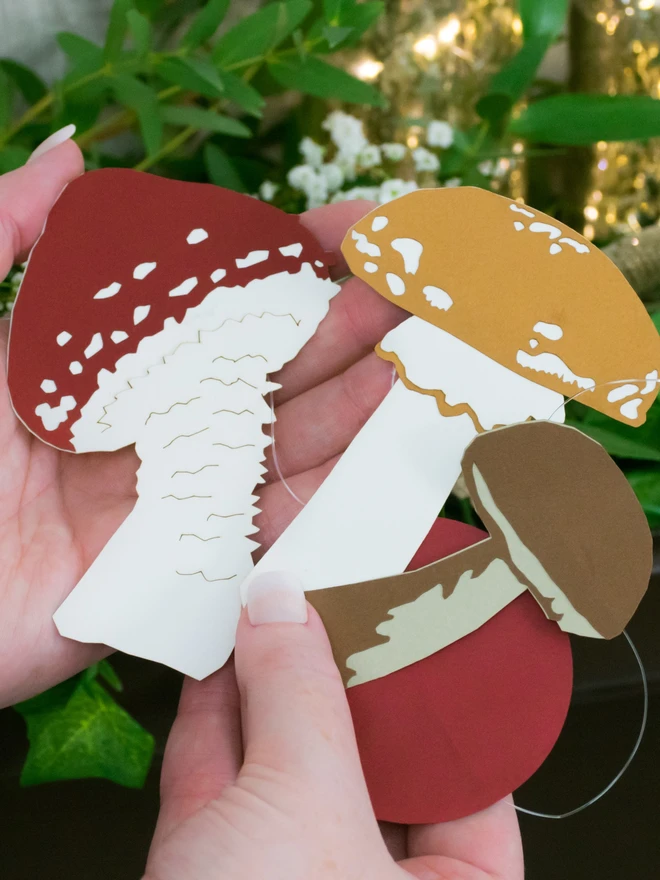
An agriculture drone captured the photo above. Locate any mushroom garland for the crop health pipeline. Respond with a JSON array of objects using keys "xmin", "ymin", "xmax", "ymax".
[
  {"xmin": 8, "ymin": 169, "xmax": 339, "ymax": 679},
  {"xmin": 241, "ymin": 187, "xmax": 660, "ymax": 597},
  {"xmin": 307, "ymin": 421, "xmax": 652, "ymax": 687}
]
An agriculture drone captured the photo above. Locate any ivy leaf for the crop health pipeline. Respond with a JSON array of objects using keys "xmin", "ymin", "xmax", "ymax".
[
  {"xmin": 213, "ymin": 0, "xmax": 312, "ymax": 68},
  {"xmin": 112, "ymin": 74, "xmax": 163, "ymax": 156},
  {"xmin": 311, "ymin": 1, "xmax": 382, "ymax": 50},
  {"xmin": 15, "ymin": 676, "xmax": 154, "ymax": 788},
  {"xmin": 0, "ymin": 145, "xmax": 31, "ymax": 173},
  {"xmin": 126, "ymin": 9, "xmax": 152, "ymax": 60},
  {"xmin": 322, "ymin": 24, "xmax": 354, "ymax": 49},
  {"xmin": 204, "ymin": 142, "xmax": 246, "ymax": 191},
  {"xmin": 477, "ymin": 35, "xmax": 551, "ymax": 123},
  {"xmin": 157, "ymin": 57, "xmax": 224, "ymax": 99},
  {"xmin": 183, "ymin": 0, "xmax": 230, "ymax": 49},
  {"xmin": 57, "ymin": 33, "xmax": 105, "ymax": 71},
  {"xmin": 218, "ymin": 71, "xmax": 264, "ymax": 117},
  {"xmin": 627, "ymin": 469, "xmax": 660, "ymax": 530},
  {"xmin": 268, "ymin": 55, "xmax": 386, "ymax": 107},
  {"xmin": 0, "ymin": 59, "xmax": 47, "ymax": 104},
  {"xmin": 98, "ymin": 659, "xmax": 123, "ymax": 691},
  {"xmin": 161, "ymin": 105, "xmax": 251, "ymax": 137},
  {"xmin": 567, "ymin": 397, "xmax": 660, "ymax": 463},
  {"xmin": 105, "ymin": 0, "xmax": 134, "ymax": 63},
  {"xmin": 519, "ymin": 0, "xmax": 569, "ymax": 41}
]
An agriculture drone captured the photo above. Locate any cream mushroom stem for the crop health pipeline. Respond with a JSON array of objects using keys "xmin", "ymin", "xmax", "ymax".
[{"xmin": 240, "ymin": 316, "xmax": 566, "ymax": 599}]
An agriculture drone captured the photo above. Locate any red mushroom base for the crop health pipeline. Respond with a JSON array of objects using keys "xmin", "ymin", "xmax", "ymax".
[{"xmin": 347, "ymin": 518, "xmax": 574, "ymax": 824}]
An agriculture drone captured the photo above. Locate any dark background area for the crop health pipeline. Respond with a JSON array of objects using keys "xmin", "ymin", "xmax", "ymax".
[{"xmin": 2, "ymin": 544, "xmax": 659, "ymax": 879}]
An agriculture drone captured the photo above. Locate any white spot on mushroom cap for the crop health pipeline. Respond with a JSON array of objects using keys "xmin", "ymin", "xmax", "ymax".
[
  {"xmin": 513, "ymin": 221, "xmax": 524, "ymax": 232},
  {"xmin": 352, "ymin": 230, "xmax": 381, "ymax": 258},
  {"xmin": 549, "ymin": 243, "xmax": 562, "ymax": 255},
  {"xmin": 529, "ymin": 221, "xmax": 561, "ymax": 240},
  {"xmin": 364, "ymin": 261, "xmax": 378, "ymax": 273},
  {"xmin": 608, "ymin": 383, "xmax": 640, "ymax": 403},
  {"xmin": 371, "ymin": 216, "xmax": 388, "ymax": 232},
  {"xmin": 56, "ymin": 331, "xmax": 72, "ymax": 346},
  {"xmin": 40, "ymin": 379, "xmax": 57, "ymax": 394},
  {"xmin": 35, "ymin": 396, "xmax": 76, "ymax": 431},
  {"xmin": 620, "ymin": 398, "xmax": 643, "ymax": 420},
  {"xmin": 169, "ymin": 277, "xmax": 198, "ymax": 298},
  {"xmin": 236, "ymin": 250, "xmax": 268, "ymax": 268},
  {"xmin": 510, "ymin": 204, "xmax": 535, "ymax": 218},
  {"xmin": 642, "ymin": 370, "xmax": 658, "ymax": 394},
  {"xmin": 533, "ymin": 321, "xmax": 563, "ymax": 341},
  {"xmin": 69, "ymin": 361, "xmax": 83, "ymax": 375},
  {"xmin": 391, "ymin": 238, "xmax": 423, "ymax": 275},
  {"xmin": 386, "ymin": 273, "xmax": 405, "ymax": 296},
  {"xmin": 187, "ymin": 228, "xmax": 208, "ymax": 244},
  {"xmin": 315, "ymin": 260, "xmax": 324, "ymax": 267},
  {"xmin": 529, "ymin": 339, "xmax": 539, "ymax": 349},
  {"xmin": 211, "ymin": 268, "xmax": 226, "ymax": 284},
  {"xmin": 516, "ymin": 350, "xmax": 595, "ymax": 391},
  {"xmin": 134, "ymin": 305, "xmax": 150, "ymax": 325},
  {"xmin": 133, "ymin": 262, "xmax": 157, "ymax": 280},
  {"xmin": 423, "ymin": 285, "xmax": 453, "ymax": 311},
  {"xmin": 84, "ymin": 332, "xmax": 103, "ymax": 359},
  {"xmin": 559, "ymin": 237, "xmax": 589, "ymax": 254},
  {"xmin": 94, "ymin": 282, "xmax": 121, "ymax": 300},
  {"xmin": 111, "ymin": 330, "xmax": 129, "ymax": 344},
  {"xmin": 279, "ymin": 243, "xmax": 303, "ymax": 258}
]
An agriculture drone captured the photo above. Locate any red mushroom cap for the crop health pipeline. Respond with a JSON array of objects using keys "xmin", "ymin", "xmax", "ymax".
[{"xmin": 8, "ymin": 169, "xmax": 332, "ymax": 451}]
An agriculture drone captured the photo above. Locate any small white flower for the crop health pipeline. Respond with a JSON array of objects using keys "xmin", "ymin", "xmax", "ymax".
[
  {"xmin": 299, "ymin": 136, "xmax": 325, "ymax": 169},
  {"xmin": 319, "ymin": 163, "xmax": 344, "ymax": 193},
  {"xmin": 443, "ymin": 177, "xmax": 462, "ymax": 188},
  {"xmin": 358, "ymin": 144, "xmax": 382, "ymax": 169},
  {"xmin": 304, "ymin": 174, "xmax": 329, "ymax": 210},
  {"xmin": 382, "ymin": 142, "xmax": 407, "ymax": 162},
  {"xmin": 259, "ymin": 180, "xmax": 279, "ymax": 201},
  {"xmin": 478, "ymin": 160, "xmax": 495, "ymax": 177},
  {"xmin": 427, "ymin": 120, "xmax": 454, "ymax": 149},
  {"xmin": 412, "ymin": 147, "xmax": 440, "ymax": 173},
  {"xmin": 378, "ymin": 178, "xmax": 419, "ymax": 204},
  {"xmin": 342, "ymin": 186, "xmax": 380, "ymax": 202},
  {"xmin": 322, "ymin": 111, "xmax": 368, "ymax": 159},
  {"xmin": 287, "ymin": 164, "xmax": 318, "ymax": 193},
  {"xmin": 330, "ymin": 191, "xmax": 348, "ymax": 203},
  {"xmin": 335, "ymin": 152, "xmax": 357, "ymax": 182}
]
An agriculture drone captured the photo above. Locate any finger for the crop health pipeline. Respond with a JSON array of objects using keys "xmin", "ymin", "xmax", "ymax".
[
  {"xmin": 273, "ymin": 275, "xmax": 405, "ymax": 405},
  {"xmin": 0, "ymin": 140, "xmax": 84, "ymax": 276},
  {"xmin": 401, "ymin": 798, "xmax": 524, "ymax": 880},
  {"xmin": 300, "ymin": 199, "xmax": 376, "ymax": 279},
  {"xmin": 265, "ymin": 351, "xmax": 394, "ymax": 483},
  {"xmin": 153, "ymin": 661, "xmax": 242, "ymax": 846},
  {"xmin": 235, "ymin": 579, "xmax": 370, "ymax": 804}
]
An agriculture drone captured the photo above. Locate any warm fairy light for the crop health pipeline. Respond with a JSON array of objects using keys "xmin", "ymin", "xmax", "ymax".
[
  {"xmin": 584, "ymin": 205, "xmax": 599, "ymax": 221},
  {"xmin": 512, "ymin": 16, "xmax": 523, "ymax": 36},
  {"xmin": 592, "ymin": 190, "xmax": 603, "ymax": 203},
  {"xmin": 606, "ymin": 209, "xmax": 617, "ymax": 224},
  {"xmin": 639, "ymin": 0, "xmax": 656, "ymax": 10},
  {"xmin": 352, "ymin": 58, "xmax": 384, "ymax": 81},
  {"xmin": 584, "ymin": 224, "xmax": 595, "ymax": 240},
  {"xmin": 625, "ymin": 6, "xmax": 635, "ymax": 16},
  {"xmin": 606, "ymin": 15, "xmax": 620, "ymax": 35},
  {"xmin": 413, "ymin": 34, "xmax": 438, "ymax": 60},
  {"xmin": 597, "ymin": 140, "xmax": 608, "ymax": 151},
  {"xmin": 407, "ymin": 133, "xmax": 419, "ymax": 148},
  {"xmin": 512, "ymin": 141, "xmax": 524, "ymax": 154},
  {"xmin": 631, "ymin": 237, "xmax": 640, "ymax": 246},
  {"xmin": 634, "ymin": 173, "xmax": 646, "ymax": 189},
  {"xmin": 438, "ymin": 15, "xmax": 461, "ymax": 45},
  {"xmin": 598, "ymin": 158, "xmax": 608, "ymax": 170},
  {"xmin": 627, "ymin": 211, "xmax": 642, "ymax": 230},
  {"xmin": 596, "ymin": 11, "xmax": 607, "ymax": 23}
]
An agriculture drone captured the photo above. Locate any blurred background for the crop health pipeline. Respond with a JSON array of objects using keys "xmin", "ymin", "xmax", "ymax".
[{"xmin": 0, "ymin": 1, "xmax": 659, "ymax": 876}]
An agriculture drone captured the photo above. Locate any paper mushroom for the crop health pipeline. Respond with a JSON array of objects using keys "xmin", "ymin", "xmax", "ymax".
[
  {"xmin": 308, "ymin": 420, "xmax": 652, "ymax": 688},
  {"xmin": 8, "ymin": 168, "xmax": 339, "ymax": 678},
  {"xmin": 242, "ymin": 187, "xmax": 660, "ymax": 597}
]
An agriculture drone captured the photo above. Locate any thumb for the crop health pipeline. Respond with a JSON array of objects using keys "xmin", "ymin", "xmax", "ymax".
[{"xmin": 235, "ymin": 573, "xmax": 372, "ymax": 804}]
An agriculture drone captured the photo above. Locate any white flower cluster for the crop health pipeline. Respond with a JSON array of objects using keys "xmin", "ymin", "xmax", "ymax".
[{"xmin": 259, "ymin": 112, "xmax": 460, "ymax": 209}]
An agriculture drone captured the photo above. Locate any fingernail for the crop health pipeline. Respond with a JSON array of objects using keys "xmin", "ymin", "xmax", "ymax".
[
  {"xmin": 247, "ymin": 572, "xmax": 308, "ymax": 625},
  {"xmin": 28, "ymin": 124, "xmax": 77, "ymax": 163}
]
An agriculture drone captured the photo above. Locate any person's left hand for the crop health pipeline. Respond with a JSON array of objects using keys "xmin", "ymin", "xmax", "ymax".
[{"xmin": 145, "ymin": 575, "xmax": 523, "ymax": 880}]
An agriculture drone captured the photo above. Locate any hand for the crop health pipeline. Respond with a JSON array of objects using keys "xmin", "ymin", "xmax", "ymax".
[
  {"xmin": 145, "ymin": 575, "xmax": 523, "ymax": 880},
  {"xmin": 0, "ymin": 150, "xmax": 404, "ymax": 706}
]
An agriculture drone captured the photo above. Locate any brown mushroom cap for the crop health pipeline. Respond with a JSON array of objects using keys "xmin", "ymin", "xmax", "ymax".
[
  {"xmin": 462, "ymin": 420, "xmax": 652, "ymax": 639},
  {"xmin": 341, "ymin": 187, "xmax": 660, "ymax": 427}
]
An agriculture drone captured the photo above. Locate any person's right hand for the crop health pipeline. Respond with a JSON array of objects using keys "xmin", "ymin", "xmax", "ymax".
[{"xmin": 145, "ymin": 574, "xmax": 524, "ymax": 880}]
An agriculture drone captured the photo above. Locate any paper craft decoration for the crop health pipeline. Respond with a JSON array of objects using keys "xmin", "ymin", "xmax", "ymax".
[
  {"xmin": 241, "ymin": 187, "xmax": 660, "ymax": 598},
  {"xmin": 348, "ymin": 516, "xmax": 574, "ymax": 825},
  {"xmin": 7, "ymin": 168, "xmax": 339, "ymax": 679},
  {"xmin": 308, "ymin": 420, "xmax": 652, "ymax": 688}
]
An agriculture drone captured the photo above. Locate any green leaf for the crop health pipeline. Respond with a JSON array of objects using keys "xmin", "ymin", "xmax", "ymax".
[
  {"xmin": 323, "ymin": 0, "xmax": 341, "ymax": 22},
  {"xmin": 112, "ymin": 74, "xmax": 163, "ymax": 155},
  {"xmin": 57, "ymin": 32, "xmax": 105, "ymax": 69},
  {"xmin": 519, "ymin": 0, "xmax": 568, "ymax": 40},
  {"xmin": 0, "ymin": 66, "xmax": 11, "ymax": 131},
  {"xmin": 105, "ymin": 0, "xmax": 134, "ymax": 62},
  {"xmin": 213, "ymin": 0, "xmax": 312, "ymax": 68},
  {"xmin": 627, "ymin": 469, "xmax": 660, "ymax": 529},
  {"xmin": 0, "ymin": 146, "xmax": 31, "ymax": 173},
  {"xmin": 268, "ymin": 55, "xmax": 386, "ymax": 106},
  {"xmin": 204, "ymin": 142, "xmax": 246, "ymax": 190},
  {"xmin": 98, "ymin": 659, "xmax": 123, "ymax": 692},
  {"xmin": 567, "ymin": 396, "xmax": 660, "ymax": 462},
  {"xmin": 0, "ymin": 59, "xmax": 47, "ymax": 104},
  {"xmin": 477, "ymin": 35, "xmax": 550, "ymax": 122},
  {"xmin": 509, "ymin": 95, "xmax": 660, "ymax": 145},
  {"xmin": 157, "ymin": 56, "xmax": 224, "ymax": 98},
  {"xmin": 126, "ymin": 9, "xmax": 152, "ymax": 59},
  {"xmin": 218, "ymin": 71, "xmax": 264, "ymax": 117},
  {"xmin": 183, "ymin": 0, "xmax": 230, "ymax": 48},
  {"xmin": 162, "ymin": 104, "xmax": 251, "ymax": 136},
  {"xmin": 313, "ymin": 2, "xmax": 382, "ymax": 50},
  {"xmin": 322, "ymin": 24, "xmax": 354, "ymax": 49},
  {"xmin": 16, "ymin": 677, "xmax": 154, "ymax": 788}
]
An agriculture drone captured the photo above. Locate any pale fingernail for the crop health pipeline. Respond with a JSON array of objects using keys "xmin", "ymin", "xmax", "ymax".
[
  {"xmin": 28, "ymin": 124, "xmax": 77, "ymax": 163},
  {"xmin": 247, "ymin": 572, "xmax": 308, "ymax": 625}
]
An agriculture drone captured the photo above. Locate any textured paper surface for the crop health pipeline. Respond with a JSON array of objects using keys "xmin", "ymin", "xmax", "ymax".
[
  {"xmin": 309, "ymin": 421, "xmax": 652, "ymax": 687},
  {"xmin": 7, "ymin": 168, "xmax": 338, "ymax": 678},
  {"xmin": 344, "ymin": 187, "xmax": 660, "ymax": 427},
  {"xmin": 348, "ymin": 517, "xmax": 574, "ymax": 825}
]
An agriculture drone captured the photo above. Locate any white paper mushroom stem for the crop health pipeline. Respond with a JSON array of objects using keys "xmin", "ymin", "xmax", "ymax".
[{"xmin": 240, "ymin": 315, "xmax": 566, "ymax": 598}]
